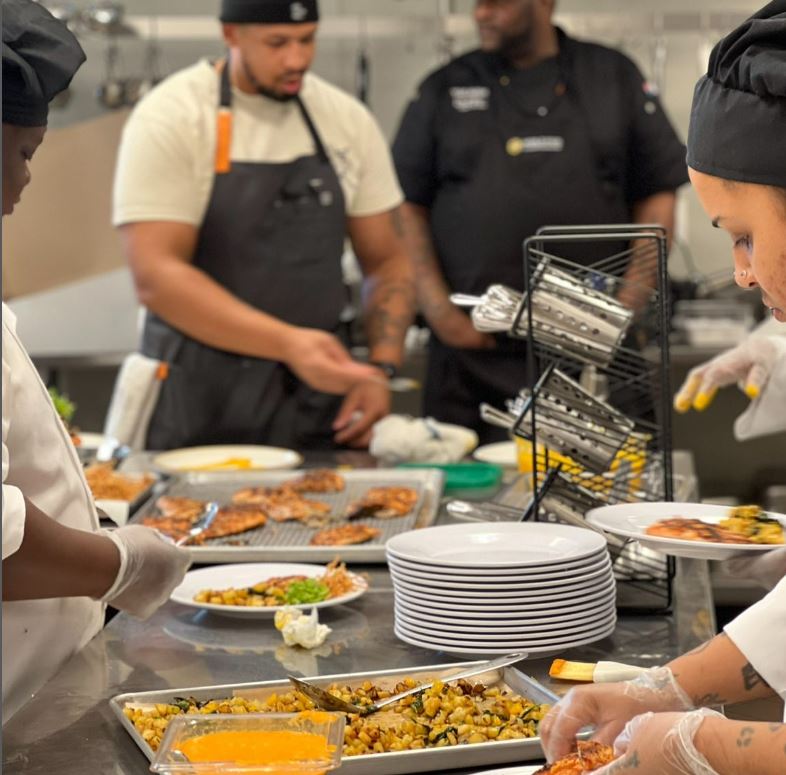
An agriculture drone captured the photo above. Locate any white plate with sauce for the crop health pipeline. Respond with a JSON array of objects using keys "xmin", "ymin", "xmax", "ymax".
[
  {"xmin": 586, "ymin": 502, "xmax": 786, "ymax": 561},
  {"xmin": 152, "ymin": 444, "xmax": 303, "ymax": 474},
  {"xmin": 170, "ymin": 562, "xmax": 368, "ymax": 619}
]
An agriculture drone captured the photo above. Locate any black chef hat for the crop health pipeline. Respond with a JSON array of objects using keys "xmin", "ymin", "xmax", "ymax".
[
  {"xmin": 687, "ymin": 0, "xmax": 786, "ymax": 187},
  {"xmin": 2, "ymin": 0, "xmax": 86, "ymax": 126},
  {"xmin": 220, "ymin": 0, "xmax": 319, "ymax": 24}
]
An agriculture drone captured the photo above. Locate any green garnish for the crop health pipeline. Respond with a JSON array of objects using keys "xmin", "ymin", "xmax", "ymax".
[
  {"xmin": 284, "ymin": 579, "xmax": 330, "ymax": 605},
  {"xmin": 48, "ymin": 387, "xmax": 76, "ymax": 423}
]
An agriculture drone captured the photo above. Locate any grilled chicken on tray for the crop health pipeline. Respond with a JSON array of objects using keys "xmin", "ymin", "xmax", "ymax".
[
  {"xmin": 345, "ymin": 486, "xmax": 418, "ymax": 519},
  {"xmin": 231, "ymin": 486, "xmax": 331, "ymax": 523},
  {"xmin": 310, "ymin": 524, "xmax": 381, "ymax": 546}
]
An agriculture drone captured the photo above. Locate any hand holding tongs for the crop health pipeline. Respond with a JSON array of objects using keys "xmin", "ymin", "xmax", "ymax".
[
  {"xmin": 175, "ymin": 502, "xmax": 219, "ymax": 547},
  {"xmin": 287, "ymin": 652, "xmax": 528, "ymax": 716}
]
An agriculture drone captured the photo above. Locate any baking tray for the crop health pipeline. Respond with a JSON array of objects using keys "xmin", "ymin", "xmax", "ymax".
[
  {"xmin": 131, "ymin": 468, "xmax": 444, "ymax": 564},
  {"xmin": 110, "ymin": 660, "xmax": 557, "ymax": 775}
]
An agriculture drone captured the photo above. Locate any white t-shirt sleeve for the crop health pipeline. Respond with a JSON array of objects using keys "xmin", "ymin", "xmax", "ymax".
[
  {"xmin": 112, "ymin": 108, "xmax": 207, "ymax": 227},
  {"xmin": 346, "ymin": 107, "xmax": 403, "ymax": 218},
  {"xmin": 724, "ymin": 576, "xmax": 786, "ymax": 703},
  {"xmin": 2, "ymin": 321, "xmax": 26, "ymax": 560}
]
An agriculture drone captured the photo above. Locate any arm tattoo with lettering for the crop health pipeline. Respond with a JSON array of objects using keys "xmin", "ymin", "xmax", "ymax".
[
  {"xmin": 741, "ymin": 662, "xmax": 766, "ymax": 692},
  {"xmin": 693, "ymin": 692, "xmax": 728, "ymax": 707},
  {"xmin": 390, "ymin": 209, "xmax": 405, "ymax": 239}
]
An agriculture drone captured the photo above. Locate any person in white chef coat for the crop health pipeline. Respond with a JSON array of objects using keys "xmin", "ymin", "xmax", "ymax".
[
  {"xmin": 1, "ymin": 0, "xmax": 191, "ymax": 722},
  {"xmin": 540, "ymin": 3, "xmax": 786, "ymax": 773}
]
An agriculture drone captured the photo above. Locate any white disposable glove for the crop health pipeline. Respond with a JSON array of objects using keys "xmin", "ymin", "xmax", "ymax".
[
  {"xmin": 593, "ymin": 708, "xmax": 723, "ymax": 775},
  {"xmin": 674, "ymin": 336, "xmax": 786, "ymax": 413},
  {"xmin": 97, "ymin": 525, "xmax": 191, "ymax": 619},
  {"xmin": 724, "ymin": 547, "xmax": 786, "ymax": 590},
  {"xmin": 539, "ymin": 666, "xmax": 694, "ymax": 762}
]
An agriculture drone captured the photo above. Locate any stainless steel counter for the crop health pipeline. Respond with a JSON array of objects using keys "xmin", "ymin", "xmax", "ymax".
[{"xmin": 2, "ymin": 456, "xmax": 716, "ymax": 774}]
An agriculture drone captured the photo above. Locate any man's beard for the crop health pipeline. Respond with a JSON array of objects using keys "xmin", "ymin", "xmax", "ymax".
[{"xmin": 241, "ymin": 54, "xmax": 299, "ymax": 103}]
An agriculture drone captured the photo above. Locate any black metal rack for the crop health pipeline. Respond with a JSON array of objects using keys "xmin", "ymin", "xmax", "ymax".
[{"xmin": 487, "ymin": 224, "xmax": 677, "ymax": 612}]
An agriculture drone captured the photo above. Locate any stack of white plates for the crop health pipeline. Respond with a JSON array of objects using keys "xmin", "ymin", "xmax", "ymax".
[{"xmin": 386, "ymin": 522, "xmax": 616, "ymax": 658}]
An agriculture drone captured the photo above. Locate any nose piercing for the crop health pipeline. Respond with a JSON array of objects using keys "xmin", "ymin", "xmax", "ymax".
[{"xmin": 736, "ymin": 270, "xmax": 748, "ymax": 279}]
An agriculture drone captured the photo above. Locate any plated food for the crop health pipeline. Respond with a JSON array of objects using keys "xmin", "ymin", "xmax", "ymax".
[
  {"xmin": 645, "ymin": 505, "xmax": 784, "ymax": 545},
  {"xmin": 194, "ymin": 561, "xmax": 357, "ymax": 607},
  {"xmin": 85, "ymin": 463, "xmax": 156, "ymax": 502},
  {"xmin": 170, "ymin": 562, "xmax": 368, "ymax": 618},
  {"xmin": 533, "ymin": 741, "xmax": 615, "ymax": 774},
  {"xmin": 124, "ymin": 675, "xmax": 548, "ymax": 755},
  {"xmin": 586, "ymin": 501, "xmax": 786, "ymax": 561}
]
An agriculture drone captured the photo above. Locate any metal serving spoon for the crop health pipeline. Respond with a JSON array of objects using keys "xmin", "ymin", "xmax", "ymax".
[
  {"xmin": 175, "ymin": 502, "xmax": 219, "ymax": 547},
  {"xmin": 288, "ymin": 652, "xmax": 528, "ymax": 716}
]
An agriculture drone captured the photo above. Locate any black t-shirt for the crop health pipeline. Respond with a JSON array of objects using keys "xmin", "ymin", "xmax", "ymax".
[{"xmin": 393, "ymin": 32, "xmax": 688, "ymax": 211}]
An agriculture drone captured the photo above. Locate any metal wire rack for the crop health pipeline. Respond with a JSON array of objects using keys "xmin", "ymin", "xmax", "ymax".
[{"xmin": 475, "ymin": 224, "xmax": 676, "ymax": 612}]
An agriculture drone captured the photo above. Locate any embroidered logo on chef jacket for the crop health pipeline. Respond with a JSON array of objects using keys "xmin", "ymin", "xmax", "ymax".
[
  {"xmin": 290, "ymin": 2, "xmax": 308, "ymax": 21},
  {"xmin": 450, "ymin": 86, "xmax": 490, "ymax": 113},
  {"xmin": 506, "ymin": 135, "xmax": 565, "ymax": 156}
]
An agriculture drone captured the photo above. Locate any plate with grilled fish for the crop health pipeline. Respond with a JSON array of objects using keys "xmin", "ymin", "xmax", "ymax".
[{"xmin": 587, "ymin": 502, "xmax": 786, "ymax": 560}]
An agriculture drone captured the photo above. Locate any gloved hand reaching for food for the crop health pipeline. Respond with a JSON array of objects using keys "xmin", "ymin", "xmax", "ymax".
[
  {"xmin": 591, "ymin": 709, "xmax": 723, "ymax": 775},
  {"xmin": 674, "ymin": 336, "xmax": 786, "ymax": 413},
  {"xmin": 98, "ymin": 525, "xmax": 192, "ymax": 619},
  {"xmin": 539, "ymin": 666, "xmax": 694, "ymax": 763}
]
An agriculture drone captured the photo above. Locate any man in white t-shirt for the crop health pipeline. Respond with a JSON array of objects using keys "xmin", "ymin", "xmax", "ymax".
[{"xmin": 113, "ymin": 0, "xmax": 415, "ymax": 450}]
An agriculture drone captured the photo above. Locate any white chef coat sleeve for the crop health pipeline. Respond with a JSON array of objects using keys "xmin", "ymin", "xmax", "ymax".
[
  {"xmin": 2, "ymin": 325, "xmax": 26, "ymax": 560},
  {"xmin": 724, "ymin": 576, "xmax": 786, "ymax": 703},
  {"xmin": 734, "ymin": 348, "xmax": 786, "ymax": 440}
]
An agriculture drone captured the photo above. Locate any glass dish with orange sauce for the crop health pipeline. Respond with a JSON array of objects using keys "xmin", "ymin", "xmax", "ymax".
[{"xmin": 150, "ymin": 711, "xmax": 344, "ymax": 775}]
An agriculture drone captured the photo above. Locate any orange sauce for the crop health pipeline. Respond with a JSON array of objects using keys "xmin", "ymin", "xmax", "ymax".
[{"xmin": 178, "ymin": 730, "xmax": 334, "ymax": 774}]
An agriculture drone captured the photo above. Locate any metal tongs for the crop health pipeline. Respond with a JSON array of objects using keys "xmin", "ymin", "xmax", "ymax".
[
  {"xmin": 175, "ymin": 502, "xmax": 219, "ymax": 547},
  {"xmin": 287, "ymin": 652, "xmax": 527, "ymax": 716}
]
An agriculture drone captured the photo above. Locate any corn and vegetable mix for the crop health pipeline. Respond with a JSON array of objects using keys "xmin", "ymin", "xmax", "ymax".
[{"xmin": 124, "ymin": 677, "xmax": 548, "ymax": 755}]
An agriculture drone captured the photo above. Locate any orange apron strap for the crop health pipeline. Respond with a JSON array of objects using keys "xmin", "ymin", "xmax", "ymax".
[
  {"xmin": 214, "ymin": 59, "xmax": 232, "ymax": 174},
  {"xmin": 215, "ymin": 108, "xmax": 232, "ymax": 174}
]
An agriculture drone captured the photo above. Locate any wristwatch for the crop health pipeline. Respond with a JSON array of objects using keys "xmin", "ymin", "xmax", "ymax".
[{"xmin": 369, "ymin": 361, "xmax": 399, "ymax": 379}]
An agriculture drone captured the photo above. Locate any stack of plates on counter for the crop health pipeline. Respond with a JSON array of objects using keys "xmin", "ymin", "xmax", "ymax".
[{"xmin": 386, "ymin": 522, "xmax": 616, "ymax": 658}]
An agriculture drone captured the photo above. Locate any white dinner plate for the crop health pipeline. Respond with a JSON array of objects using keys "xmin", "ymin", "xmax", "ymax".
[
  {"xmin": 387, "ymin": 548, "xmax": 610, "ymax": 579},
  {"xmin": 395, "ymin": 604, "xmax": 617, "ymax": 636},
  {"xmin": 471, "ymin": 766, "xmax": 541, "ymax": 775},
  {"xmin": 389, "ymin": 562, "xmax": 612, "ymax": 596},
  {"xmin": 395, "ymin": 616, "xmax": 616, "ymax": 651},
  {"xmin": 394, "ymin": 597, "xmax": 617, "ymax": 630},
  {"xmin": 393, "ymin": 575, "xmax": 617, "ymax": 607},
  {"xmin": 387, "ymin": 554, "xmax": 610, "ymax": 586},
  {"xmin": 170, "ymin": 563, "xmax": 368, "ymax": 618},
  {"xmin": 396, "ymin": 609, "xmax": 616, "ymax": 641},
  {"xmin": 473, "ymin": 441, "xmax": 518, "ymax": 467},
  {"xmin": 387, "ymin": 522, "xmax": 607, "ymax": 568},
  {"xmin": 152, "ymin": 444, "xmax": 303, "ymax": 474},
  {"xmin": 394, "ymin": 581, "xmax": 616, "ymax": 617},
  {"xmin": 586, "ymin": 502, "xmax": 786, "ymax": 561}
]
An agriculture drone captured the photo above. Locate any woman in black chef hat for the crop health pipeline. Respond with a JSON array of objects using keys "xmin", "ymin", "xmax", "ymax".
[
  {"xmin": 2, "ymin": 0, "xmax": 190, "ymax": 723},
  {"xmin": 537, "ymin": 4, "xmax": 786, "ymax": 774}
]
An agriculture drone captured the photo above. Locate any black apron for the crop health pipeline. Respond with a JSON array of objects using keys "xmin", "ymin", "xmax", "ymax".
[
  {"xmin": 142, "ymin": 59, "xmax": 347, "ymax": 450},
  {"xmin": 425, "ymin": 42, "xmax": 631, "ymax": 442}
]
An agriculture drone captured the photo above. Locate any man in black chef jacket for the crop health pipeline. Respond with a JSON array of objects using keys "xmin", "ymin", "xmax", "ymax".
[{"xmin": 393, "ymin": 0, "xmax": 688, "ymax": 442}]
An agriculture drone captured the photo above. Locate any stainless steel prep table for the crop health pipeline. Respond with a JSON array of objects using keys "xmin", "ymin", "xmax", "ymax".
[{"xmin": 2, "ymin": 454, "xmax": 715, "ymax": 775}]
